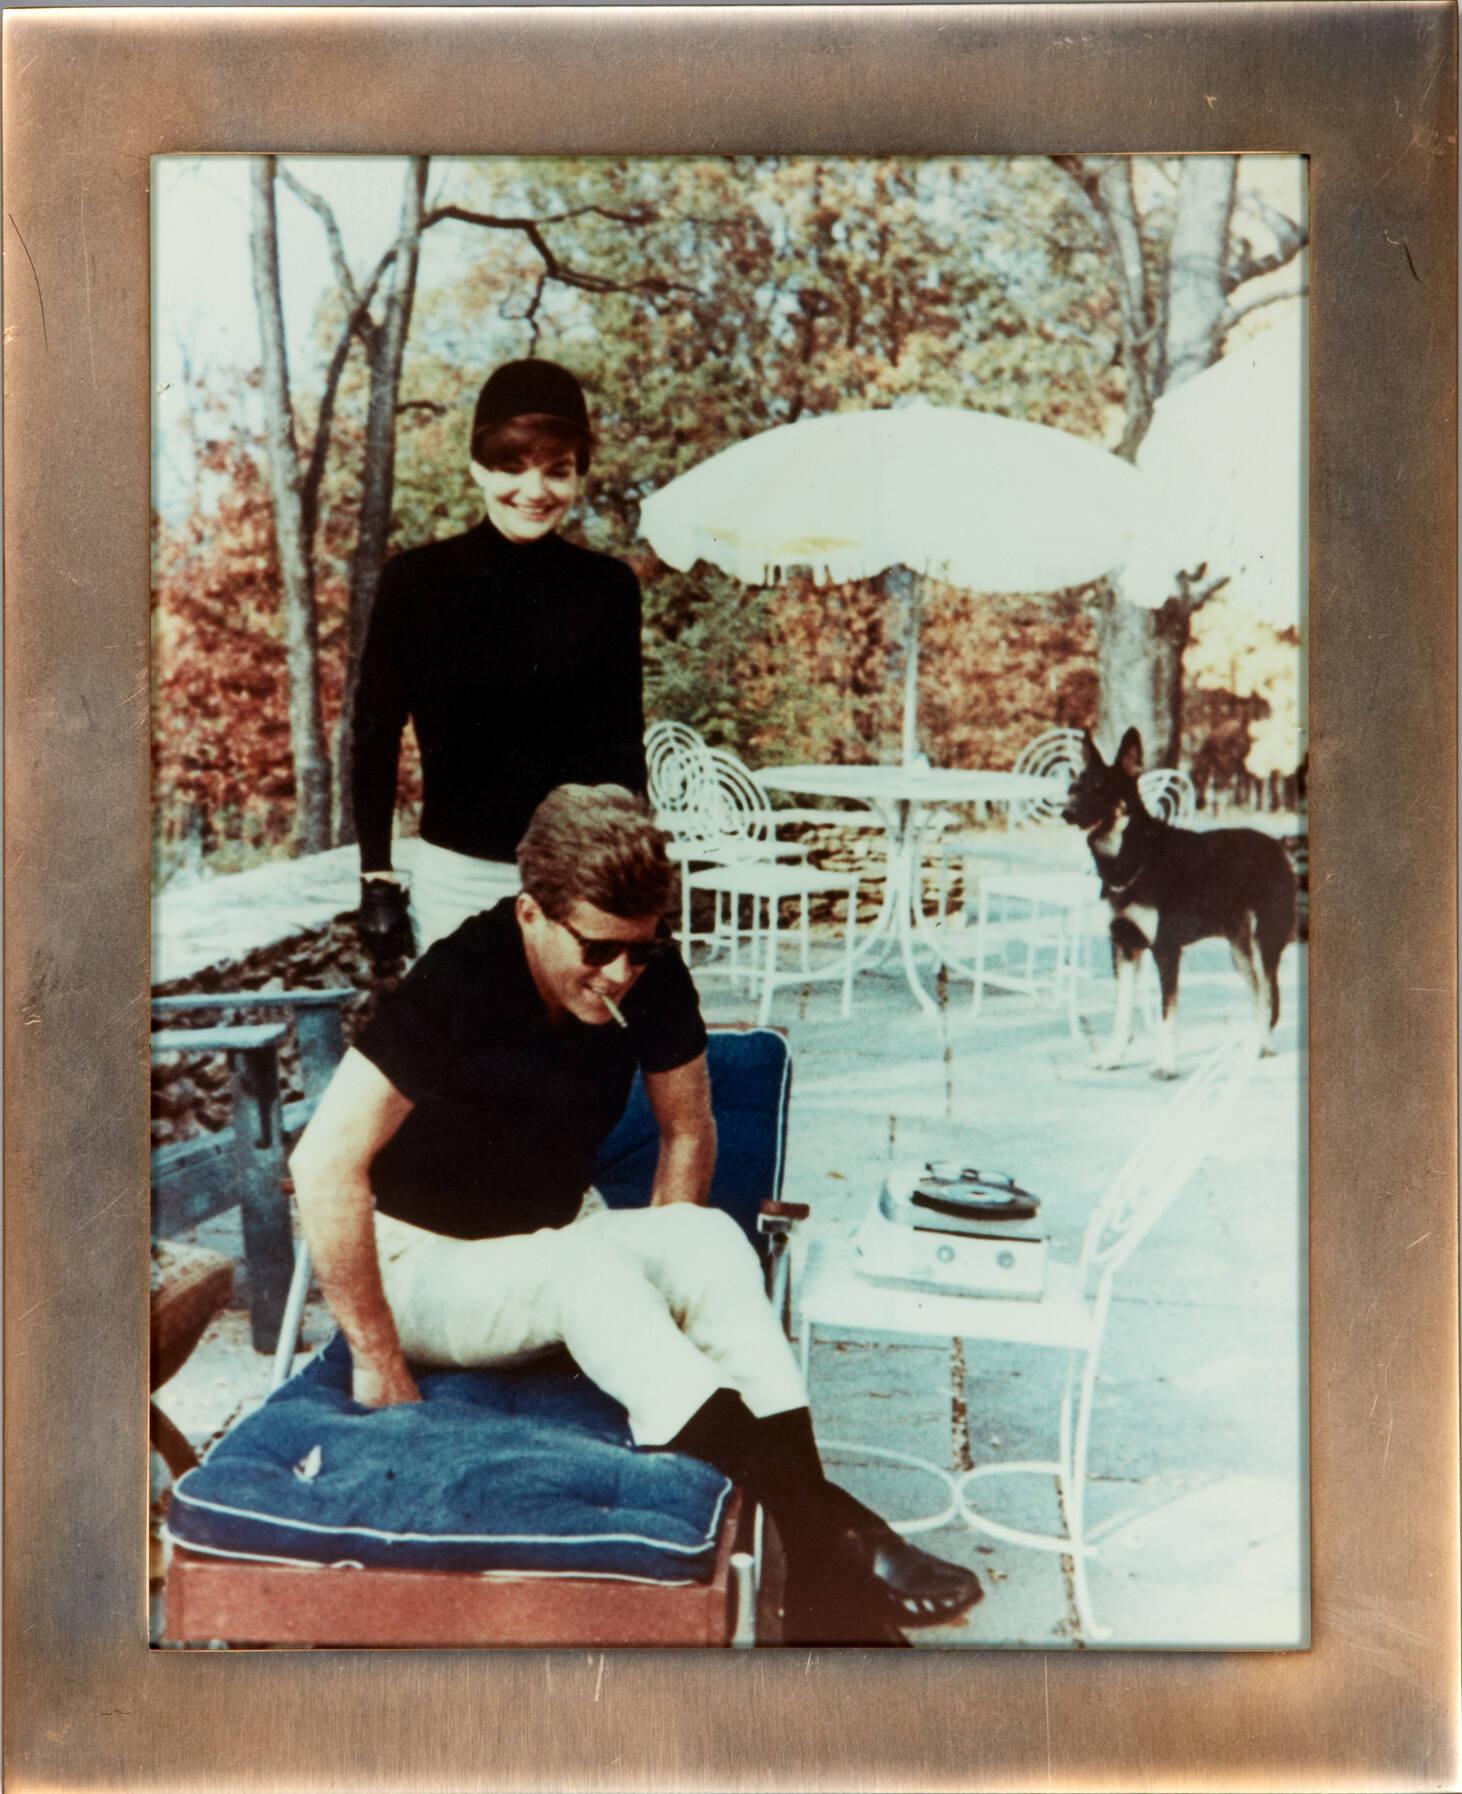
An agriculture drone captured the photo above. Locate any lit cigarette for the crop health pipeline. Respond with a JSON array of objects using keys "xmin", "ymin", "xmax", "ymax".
[{"xmin": 601, "ymin": 993, "xmax": 628, "ymax": 1029}]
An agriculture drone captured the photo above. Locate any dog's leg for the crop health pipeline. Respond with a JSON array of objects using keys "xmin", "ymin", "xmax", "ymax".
[
  {"xmin": 1254, "ymin": 940, "xmax": 1281, "ymax": 1056},
  {"xmin": 1254, "ymin": 915, "xmax": 1289, "ymax": 1057},
  {"xmin": 1150, "ymin": 938, "xmax": 1181, "ymax": 1079},
  {"xmin": 1093, "ymin": 922, "xmax": 1144, "ymax": 1070},
  {"xmin": 1228, "ymin": 921, "xmax": 1271, "ymax": 1057}
]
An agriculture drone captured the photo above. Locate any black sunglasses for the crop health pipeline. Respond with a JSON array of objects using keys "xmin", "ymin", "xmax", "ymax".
[{"xmin": 555, "ymin": 914, "xmax": 669, "ymax": 969}]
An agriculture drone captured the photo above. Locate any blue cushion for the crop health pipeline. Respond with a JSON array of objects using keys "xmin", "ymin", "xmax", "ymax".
[
  {"xmin": 594, "ymin": 1026, "xmax": 791, "ymax": 1252},
  {"xmin": 167, "ymin": 1334, "xmax": 731, "ymax": 1580}
]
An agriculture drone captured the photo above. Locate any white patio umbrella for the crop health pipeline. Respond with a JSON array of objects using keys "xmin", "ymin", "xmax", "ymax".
[
  {"xmin": 639, "ymin": 400, "xmax": 1145, "ymax": 762},
  {"xmin": 1126, "ymin": 310, "xmax": 1305, "ymax": 630}
]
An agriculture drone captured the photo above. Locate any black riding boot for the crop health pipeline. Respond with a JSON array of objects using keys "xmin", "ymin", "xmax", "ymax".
[
  {"xmin": 745, "ymin": 1407, "xmax": 984, "ymax": 1639},
  {"xmin": 663, "ymin": 1393, "xmax": 982, "ymax": 1645}
]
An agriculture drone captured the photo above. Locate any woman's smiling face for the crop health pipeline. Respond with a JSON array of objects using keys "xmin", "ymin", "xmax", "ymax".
[{"xmin": 470, "ymin": 447, "xmax": 581, "ymax": 544}]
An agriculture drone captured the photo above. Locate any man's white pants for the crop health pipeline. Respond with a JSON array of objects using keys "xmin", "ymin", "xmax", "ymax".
[
  {"xmin": 374, "ymin": 1195, "xmax": 809, "ymax": 1446},
  {"xmin": 410, "ymin": 839, "xmax": 521, "ymax": 954}
]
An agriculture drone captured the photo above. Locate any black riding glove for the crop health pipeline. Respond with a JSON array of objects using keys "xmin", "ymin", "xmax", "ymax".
[{"xmin": 357, "ymin": 877, "xmax": 416, "ymax": 966}]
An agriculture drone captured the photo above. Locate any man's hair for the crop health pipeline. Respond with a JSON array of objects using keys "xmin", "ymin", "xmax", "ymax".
[
  {"xmin": 472, "ymin": 413, "xmax": 593, "ymax": 477},
  {"xmin": 517, "ymin": 785, "xmax": 675, "ymax": 921}
]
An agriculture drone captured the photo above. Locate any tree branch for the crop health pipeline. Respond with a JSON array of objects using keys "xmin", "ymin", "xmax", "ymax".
[
  {"xmin": 424, "ymin": 201, "xmax": 660, "ymax": 229},
  {"xmin": 1225, "ymin": 195, "xmax": 1307, "ymax": 292},
  {"xmin": 1173, "ymin": 563, "xmax": 1231, "ymax": 617},
  {"xmin": 279, "ymin": 169, "xmax": 361, "ymax": 312},
  {"xmin": 299, "ymin": 323, "xmax": 353, "ymax": 552},
  {"xmin": 299, "ymin": 259, "xmax": 392, "ymax": 546},
  {"xmin": 422, "ymin": 203, "xmax": 697, "ymax": 301},
  {"xmin": 1052, "ymin": 154, "xmax": 1157, "ymax": 458},
  {"xmin": 1224, "ymin": 285, "xmax": 1309, "ymax": 330}
]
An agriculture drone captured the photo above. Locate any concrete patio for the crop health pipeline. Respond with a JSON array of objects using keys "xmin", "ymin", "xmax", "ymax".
[{"xmin": 152, "ymin": 924, "xmax": 1308, "ymax": 1652}]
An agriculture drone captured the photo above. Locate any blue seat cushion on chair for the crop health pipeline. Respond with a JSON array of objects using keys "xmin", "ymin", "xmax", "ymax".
[
  {"xmin": 166, "ymin": 1334, "xmax": 731, "ymax": 1580},
  {"xmin": 593, "ymin": 1027, "xmax": 791, "ymax": 1254}
]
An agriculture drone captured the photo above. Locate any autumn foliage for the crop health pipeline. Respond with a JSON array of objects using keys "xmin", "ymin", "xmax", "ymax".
[{"xmin": 153, "ymin": 155, "xmax": 1304, "ymax": 883}]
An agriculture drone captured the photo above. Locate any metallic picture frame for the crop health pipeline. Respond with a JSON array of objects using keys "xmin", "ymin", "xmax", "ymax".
[{"xmin": 4, "ymin": 5, "xmax": 1456, "ymax": 1789}]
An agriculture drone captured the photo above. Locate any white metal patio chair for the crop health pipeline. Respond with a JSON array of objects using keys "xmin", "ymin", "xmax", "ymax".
[
  {"xmin": 647, "ymin": 724, "xmax": 809, "ymax": 869},
  {"xmin": 967, "ymin": 867, "xmax": 1106, "ymax": 1017},
  {"xmin": 1138, "ymin": 766, "xmax": 1198, "ymax": 822},
  {"xmin": 648, "ymin": 720, "xmax": 884, "ymax": 851},
  {"xmin": 1009, "ymin": 727, "xmax": 1088, "ymax": 826},
  {"xmin": 793, "ymin": 1038, "xmax": 1256, "ymax": 1641},
  {"xmin": 933, "ymin": 727, "xmax": 1088, "ymax": 926},
  {"xmin": 682, "ymin": 750, "xmax": 860, "ymax": 1023},
  {"xmin": 648, "ymin": 723, "xmax": 810, "ymax": 965},
  {"xmin": 645, "ymin": 720, "xmax": 717, "ymax": 831}
]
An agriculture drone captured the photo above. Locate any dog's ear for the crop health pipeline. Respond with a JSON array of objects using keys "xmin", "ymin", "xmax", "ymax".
[
  {"xmin": 1117, "ymin": 728, "xmax": 1144, "ymax": 777},
  {"xmin": 1080, "ymin": 729, "xmax": 1102, "ymax": 768}
]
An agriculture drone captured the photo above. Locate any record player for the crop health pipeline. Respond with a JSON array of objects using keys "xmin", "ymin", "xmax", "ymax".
[{"xmin": 851, "ymin": 1161, "xmax": 1048, "ymax": 1300}]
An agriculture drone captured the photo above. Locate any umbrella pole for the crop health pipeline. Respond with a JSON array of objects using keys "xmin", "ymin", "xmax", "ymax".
[{"xmin": 890, "ymin": 564, "xmax": 922, "ymax": 766}]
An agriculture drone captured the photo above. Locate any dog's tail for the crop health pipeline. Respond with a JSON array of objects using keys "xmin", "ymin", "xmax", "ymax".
[{"xmin": 1254, "ymin": 848, "xmax": 1299, "ymax": 1028}]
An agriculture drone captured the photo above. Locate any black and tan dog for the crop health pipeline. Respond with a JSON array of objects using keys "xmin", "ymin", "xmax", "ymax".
[{"xmin": 1063, "ymin": 728, "xmax": 1297, "ymax": 1077}]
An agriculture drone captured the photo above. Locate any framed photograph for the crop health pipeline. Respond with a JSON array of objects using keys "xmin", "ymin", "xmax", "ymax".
[{"xmin": 5, "ymin": 6, "xmax": 1456, "ymax": 1791}]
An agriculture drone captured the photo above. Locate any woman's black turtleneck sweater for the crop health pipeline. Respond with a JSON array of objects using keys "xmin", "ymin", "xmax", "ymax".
[{"xmin": 352, "ymin": 518, "xmax": 647, "ymax": 870}]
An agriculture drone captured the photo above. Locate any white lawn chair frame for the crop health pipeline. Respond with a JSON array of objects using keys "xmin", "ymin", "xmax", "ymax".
[
  {"xmin": 646, "ymin": 720, "xmax": 717, "ymax": 829},
  {"xmin": 683, "ymin": 751, "xmax": 860, "ymax": 1023},
  {"xmin": 1138, "ymin": 766, "xmax": 1198, "ymax": 822},
  {"xmin": 932, "ymin": 727, "xmax": 1088, "ymax": 927},
  {"xmin": 648, "ymin": 724, "xmax": 807, "ymax": 966}
]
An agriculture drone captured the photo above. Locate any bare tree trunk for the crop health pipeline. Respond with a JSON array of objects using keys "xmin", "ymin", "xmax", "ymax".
[
  {"xmin": 1163, "ymin": 157, "xmax": 1237, "ymax": 390},
  {"xmin": 1089, "ymin": 157, "xmax": 1159, "ymax": 456},
  {"xmin": 1095, "ymin": 582, "xmax": 1196, "ymax": 765},
  {"xmin": 334, "ymin": 157, "xmax": 429, "ymax": 846},
  {"xmin": 1058, "ymin": 154, "xmax": 1241, "ymax": 761},
  {"xmin": 249, "ymin": 155, "xmax": 333, "ymax": 853}
]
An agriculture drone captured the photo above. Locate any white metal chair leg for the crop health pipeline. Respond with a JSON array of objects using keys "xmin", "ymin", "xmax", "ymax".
[
  {"xmin": 1055, "ymin": 1353, "xmax": 1078, "ymax": 1498},
  {"xmin": 973, "ymin": 886, "xmax": 990, "ymax": 1013},
  {"xmin": 729, "ymin": 1550, "xmax": 758, "ymax": 1646},
  {"xmin": 269, "ymin": 1241, "xmax": 313, "ymax": 1393},
  {"xmin": 1065, "ymin": 1309, "xmax": 1111, "ymax": 1641},
  {"xmin": 753, "ymin": 894, "xmax": 779, "ymax": 1025},
  {"xmin": 841, "ymin": 890, "xmax": 856, "ymax": 1016},
  {"xmin": 746, "ymin": 893, "xmax": 764, "ymax": 991}
]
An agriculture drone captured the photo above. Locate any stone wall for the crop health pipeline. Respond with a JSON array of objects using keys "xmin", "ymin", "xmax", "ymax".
[{"xmin": 151, "ymin": 917, "xmax": 406, "ymax": 1147}]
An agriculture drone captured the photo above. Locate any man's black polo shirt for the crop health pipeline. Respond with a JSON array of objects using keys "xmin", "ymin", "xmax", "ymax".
[{"xmin": 357, "ymin": 899, "xmax": 707, "ymax": 1240}]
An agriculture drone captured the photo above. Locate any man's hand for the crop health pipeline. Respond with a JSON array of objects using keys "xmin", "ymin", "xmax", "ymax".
[
  {"xmin": 358, "ymin": 876, "xmax": 416, "ymax": 967},
  {"xmin": 352, "ymin": 1356, "xmax": 423, "ymax": 1409}
]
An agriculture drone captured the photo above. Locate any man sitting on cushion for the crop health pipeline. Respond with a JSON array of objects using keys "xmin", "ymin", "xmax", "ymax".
[{"xmin": 290, "ymin": 782, "xmax": 983, "ymax": 1646}]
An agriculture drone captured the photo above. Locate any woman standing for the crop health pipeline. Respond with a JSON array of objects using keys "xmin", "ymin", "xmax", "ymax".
[{"xmin": 352, "ymin": 359, "xmax": 647, "ymax": 959}]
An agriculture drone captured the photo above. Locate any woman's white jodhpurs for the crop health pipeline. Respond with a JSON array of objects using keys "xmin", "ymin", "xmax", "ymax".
[
  {"xmin": 373, "ymin": 1197, "xmax": 809, "ymax": 1446},
  {"xmin": 409, "ymin": 839, "xmax": 521, "ymax": 953}
]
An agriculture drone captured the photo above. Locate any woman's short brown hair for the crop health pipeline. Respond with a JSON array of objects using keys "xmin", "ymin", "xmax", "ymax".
[
  {"xmin": 517, "ymin": 785, "xmax": 675, "ymax": 921},
  {"xmin": 471, "ymin": 413, "xmax": 593, "ymax": 476}
]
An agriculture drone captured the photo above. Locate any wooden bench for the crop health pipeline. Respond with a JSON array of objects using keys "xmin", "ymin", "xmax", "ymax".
[{"xmin": 150, "ymin": 991, "xmax": 351, "ymax": 1352}]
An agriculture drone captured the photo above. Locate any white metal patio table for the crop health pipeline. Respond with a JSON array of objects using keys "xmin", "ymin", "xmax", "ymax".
[{"xmin": 754, "ymin": 764, "xmax": 1061, "ymax": 1014}]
